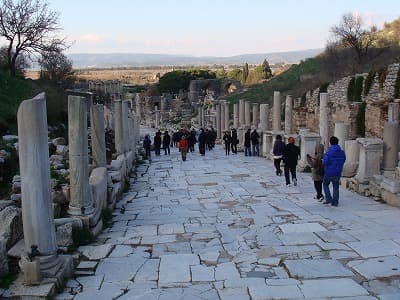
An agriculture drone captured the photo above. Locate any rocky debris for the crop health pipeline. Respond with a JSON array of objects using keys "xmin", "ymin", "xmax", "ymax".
[
  {"xmin": 0, "ymin": 237, "xmax": 8, "ymax": 276},
  {"xmin": 0, "ymin": 205, "xmax": 22, "ymax": 248},
  {"xmin": 56, "ymin": 223, "xmax": 73, "ymax": 249}
]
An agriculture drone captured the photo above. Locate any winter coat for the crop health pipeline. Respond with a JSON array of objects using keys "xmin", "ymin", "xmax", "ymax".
[
  {"xmin": 323, "ymin": 144, "xmax": 346, "ymax": 177},
  {"xmin": 283, "ymin": 143, "xmax": 300, "ymax": 167},
  {"xmin": 272, "ymin": 140, "xmax": 285, "ymax": 158},
  {"xmin": 231, "ymin": 130, "xmax": 238, "ymax": 145},
  {"xmin": 179, "ymin": 139, "xmax": 188, "ymax": 151},
  {"xmin": 244, "ymin": 131, "xmax": 251, "ymax": 147},
  {"xmin": 154, "ymin": 133, "xmax": 162, "ymax": 147},
  {"xmin": 251, "ymin": 131, "xmax": 260, "ymax": 145},
  {"xmin": 223, "ymin": 134, "xmax": 232, "ymax": 145},
  {"xmin": 143, "ymin": 136, "xmax": 151, "ymax": 150},
  {"xmin": 163, "ymin": 134, "xmax": 171, "ymax": 147},
  {"xmin": 307, "ymin": 144, "xmax": 324, "ymax": 181}
]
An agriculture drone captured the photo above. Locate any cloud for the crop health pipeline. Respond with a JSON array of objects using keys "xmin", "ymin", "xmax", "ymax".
[{"xmin": 76, "ymin": 34, "xmax": 105, "ymax": 44}]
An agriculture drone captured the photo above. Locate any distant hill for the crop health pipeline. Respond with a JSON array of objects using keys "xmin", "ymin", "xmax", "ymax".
[{"xmin": 67, "ymin": 49, "xmax": 323, "ymax": 68}]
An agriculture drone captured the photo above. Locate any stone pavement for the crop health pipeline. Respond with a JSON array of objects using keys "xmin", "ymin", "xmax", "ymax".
[{"xmin": 58, "ymin": 146, "xmax": 400, "ymax": 300}]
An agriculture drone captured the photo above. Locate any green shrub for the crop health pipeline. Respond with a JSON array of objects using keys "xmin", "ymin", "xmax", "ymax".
[
  {"xmin": 70, "ymin": 227, "xmax": 95, "ymax": 250},
  {"xmin": 101, "ymin": 208, "xmax": 113, "ymax": 229},
  {"xmin": 319, "ymin": 82, "xmax": 330, "ymax": 93},
  {"xmin": 0, "ymin": 269, "xmax": 18, "ymax": 289},
  {"xmin": 354, "ymin": 76, "xmax": 364, "ymax": 102},
  {"xmin": 300, "ymin": 92, "xmax": 307, "ymax": 107},
  {"xmin": 363, "ymin": 70, "xmax": 375, "ymax": 96},
  {"xmin": 378, "ymin": 67, "xmax": 388, "ymax": 89},
  {"xmin": 347, "ymin": 77, "xmax": 355, "ymax": 102},
  {"xmin": 356, "ymin": 102, "xmax": 367, "ymax": 137}
]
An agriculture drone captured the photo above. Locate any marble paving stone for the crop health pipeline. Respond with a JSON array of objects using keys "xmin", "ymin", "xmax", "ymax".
[
  {"xmin": 191, "ymin": 265, "xmax": 215, "ymax": 282},
  {"xmin": 279, "ymin": 222, "xmax": 327, "ymax": 233},
  {"xmin": 215, "ymin": 262, "xmax": 241, "ymax": 280},
  {"xmin": 218, "ymin": 287, "xmax": 250, "ymax": 300},
  {"xmin": 278, "ymin": 232, "xmax": 321, "ymax": 245},
  {"xmin": 76, "ymin": 274, "xmax": 104, "ymax": 290},
  {"xmin": 73, "ymin": 283, "xmax": 125, "ymax": 300},
  {"xmin": 76, "ymin": 261, "xmax": 98, "ymax": 270},
  {"xmin": 158, "ymin": 223, "xmax": 185, "ymax": 234},
  {"xmin": 299, "ymin": 278, "xmax": 369, "ymax": 298},
  {"xmin": 284, "ymin": 259, "xmax": 354, "ymax": 279},
  {"xmin": 199, "ymin": 251, "xmax": 220, "ymax": 265},
  {"xmin": 248, "ymin": 284, "xmax": 303, "ymax": 300},
  {"xmin": 158, "ymin": 254, "xmax": 199, "ymax": 286},
  {"xmin": 377, "ymin": 294, "xmax": 400, "ymax": 300},
  {"xmin": 134, "ymin": 258, "xmax": 160, "ymax": 282},
  {"xmin": 348, "ymin": 256, "xmax": 400, "ymax": 280},
  {"xmin": 79, "ymin": 244, "xmax": 114, "ymax": 260},
  {"xmin": 347, "ymin": 240, "xmax": 400, "ymax": 258},
  {"xmin": 108, "ymin": 245, "xmax": 134, "ymax": 257},
  {"xmin": 223, "ymin": 278, "xmax": 265, "ymax": 288},
  {"xmin": 265, "ymin": 278, "xmax": 300, "ymax": 285}
]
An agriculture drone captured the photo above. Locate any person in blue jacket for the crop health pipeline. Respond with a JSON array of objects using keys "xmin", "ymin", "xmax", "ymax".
[{"xmin": 322, "ymin": 136, "xmax": 346, "ymax": 206}]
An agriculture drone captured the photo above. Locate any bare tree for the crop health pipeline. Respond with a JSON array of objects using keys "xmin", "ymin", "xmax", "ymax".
[
  {"xmin": 39, "ymin": 49, "xmax": 74, "ymax": 86},
  {"xmin": 331, "ymin": 13, "xmax": 377, "ymax": 70},
  {"xmin": 0, "ymin": 0, "xmax": 67, "ymax": 76}
]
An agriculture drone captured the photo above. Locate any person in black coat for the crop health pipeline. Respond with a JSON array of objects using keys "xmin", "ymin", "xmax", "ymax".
[
  {"xmin": 223, "ymin": 131, "xmax": 232, "ymax": 155},
  {"xmin": 189, "ymin": 129, "xmax": 197, "ymax": 152},
  {"xmin": 231, "ymin": 128, "xmax": 238, "ymax": 154},
  {"xmin": 244, "ymin": 129, "xmax": 251, "ymax": 156},
  {"xmin": 250, "ymin": 129, "xmax": 260, "ymax": 156},
  {"xmin": 198, "ymin": 128, "xmax": 206, "ymax": 156},
  {"xmin": 163, "ymin": 130, "xmax": 171, "ymax": 155},
  {"xmin": 154, "ymin": 131, "xmax": 162, "ymax": 156},
  {"xmin": 283, "ymin": 136, "xmax": 300, "ymax": 186}
]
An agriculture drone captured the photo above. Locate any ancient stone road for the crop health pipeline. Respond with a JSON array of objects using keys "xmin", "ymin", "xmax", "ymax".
[{"xmin": 59, "ymin": 146, "xmax": 400, "ymax": 299}]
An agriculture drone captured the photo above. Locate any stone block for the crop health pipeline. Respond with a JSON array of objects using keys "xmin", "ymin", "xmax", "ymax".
[
  {"xmin": 0, "ymin": 237, "xmax": 8, "ymax": 276},
  {"xmin": 89, "ymin": 167, "xmax": 108, "ymax": 211},
  {"xmin": 380, "ymin": 177, "xmax": 400, "ymax": 193},
  {"xmin": 23, "ymin": 259, "xmax": 42, "ymax": 285},
  {"xmin": 0, "ymin": 205, "xmax": 22, "ymax": 248},
  {"xmin": 56, "ymin": 223, "xmax": 73, "ymax": 248},
  {"xmin": 381, "ymin": 190, "xmax": 400, "ymax": 207}
]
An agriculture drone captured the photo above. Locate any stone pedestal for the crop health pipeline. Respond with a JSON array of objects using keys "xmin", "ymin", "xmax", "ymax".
[
  {"xmin": 355, "ymin": 138, "xmax": 383, "ymax": 184},
  {"xmin": 260, "ymin": 104, "xmax": 270, "ymax": 132},
  {"xmin": 388, "ymin": 102, "xmax": 399, "ymax": 122},
  {"xmin": 383, "ymin": 121, "xmax": 399, "ymax": 173},
  {"xmin": 114, "ymin": 100, "xmax": 124, "ymax": 155},
  {"xmin": 334, "ymin": 123, "xmax": 350, "ymax": 150},
  {"xmin": 298, "ymin": 131, "xmax": 321, "ymax": 170},
  {"xmin": 68, "ymin": 96, "xmax": 93, "ymax": 216},
  {"xmin": 342, "ymin": 140, "xmax": 361, "ymax": 178},
  {"xmin": 237, "ymin": 128, "xmax": 245, "ymax": 150},
  {"xmin": 239, "ymin": 100, "xmax": 245, "ymax": 127},
  {"xmin": 273, "ymin": 91, "xmax": 281, "ymax": 132},
  {"xmin": 90, "ymin": 104, "xmax": 106, "ymax": 167},
  {"xmin": 319, "ymin": 93, "xmax": 329, "ymax": 150},
  {"xmin": 245, "ymin": 101, "xmax": 251, "ymax": 128},
  {"xmin": 252, "ymin": 103, "xmax": 259, "ymax": 128},
  {"xmin": 262, "ymin": 131, "xmax": 284, "ymax": 159},
  {"xmin": 216, "ymin": 104, "xmax": 221, "ymax": 139},
  {"xmin": 284, "ymin": 95, "xmax": 293, "ymax": 134},
  {"xmin": 224, "ymin": 102, "xmax": 230, "ymax": 130},
  {"xmin": 233, "ymin": 103, "xmax": 239, "ymax": 128}
]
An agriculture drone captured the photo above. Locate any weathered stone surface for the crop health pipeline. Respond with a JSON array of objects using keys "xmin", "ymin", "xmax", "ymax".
[
  {"xmin": 0, "ymin": 205, "xmax": 22, "ymax": 248},
  {"xmin": 79, "ymin": 244, "xmax": 114, "ymax": 260},
  {"xmin": 299, "ymin": 278, "xmax": 369, "ymax": 298},
  {"xmin": 0, "ymin": 237, "xmax": 8, "ymax": 276},
  {"xmin": 249, "ymin": 284, "xmax": 303, "ymax": 300},
  {"xmin": 283, "ymin": 259, "xmax": 354, "ymax": 279},
  {"xmin": 347, "ymin": 240, "xmax": 400, "ymax": 258},
  {"xmin": 56, "ymin": 223, "xmax": 73, "ymax": 248},
  {"xmin": 279, "ymin": 222, "xmax": 327, "ymax": 233},
  {"xmin": 348, "ymin": 256, "xmax": 400, "ymax": 280},
  {"xmin": 159, "ymin": 254, "xmax": 199, "ymax": 286}
]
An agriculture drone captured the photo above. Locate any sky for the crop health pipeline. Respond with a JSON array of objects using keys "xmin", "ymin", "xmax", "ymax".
[{"xmin": 7, "ymin": 0, "xmax": 400, "ymax": 56}]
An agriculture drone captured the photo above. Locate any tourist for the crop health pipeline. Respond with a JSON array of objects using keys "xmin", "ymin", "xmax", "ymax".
[
  {"xmin": 231, "ymin": 128, "xmax": 238, "ymax": 154},
  {"xmin": 154, "ymin": 130, "xmax": 162, "ymax": 156},
  {"xmin": 272, "ymin": 135, "xmax": 285, "ymax": 176},
  {"xmin": 189, "ymin": 128, "xmax": 197, "ymax": 152},
  {"xmin": 163, "ymin": 130, "xmax": 171, "ymax": 155},
  {"xmin": 244, "ymin": 128, "xmax": 251, "ymax": 156},
  {"xmin": 143, "ymin": 134, "xmax": 152, "ymax": 161},
  {"xmin": 307, "ymin": 144, "xmax": 325, "ymax": 201},
  {"xmin": 178, "ymin": 136, "xmax": 189, "ymax": 161},
  {"xmin": 210, "ymin": 127, "xmax": 217, "ymax": 150},
  {"xmin": 198, "ymin": 128, "xmax": 206, "ymax": 156},
  {"xmin": 251, "ymin": 128, "xmax": 260, "ymax": 156},
  {"xmin": 223, "ymin": 130, "xmax": 232, "ymax": 155},
  {"xmin": 283, "ymin": 136, "xmax": 300, "ymax": 186},
  {"xmin": 322, "ymin": 136, "xmax": 346, "ymax": 206}
]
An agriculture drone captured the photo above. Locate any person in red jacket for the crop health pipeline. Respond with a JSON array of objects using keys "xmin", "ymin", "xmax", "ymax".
[{"xmin": 179, "ymin": 136, "xmax": 189, "ymax": 161}]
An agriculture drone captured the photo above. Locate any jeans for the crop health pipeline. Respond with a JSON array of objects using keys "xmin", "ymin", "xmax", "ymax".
[
  {"xmin": 323, "ymin": 175, "xmax": 340, "ymax": 206},
  {"xmin": 252, "ymin": 144, "xmax": 259, "ymax": 156},
  {"xmin": 164, "ymin": 145, "xmax": 170, "ymax": 155},
  {"xmin": 284, "ymin": 165, "xmax": 296, "ymax": 185},
  {"xmin": 244, "ymin": 146, "xmax": 251, "ymax": 156}
]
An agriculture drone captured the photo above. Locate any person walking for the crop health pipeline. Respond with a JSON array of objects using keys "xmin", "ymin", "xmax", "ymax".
[
  {"xmin": 307, "ymin": 144, "xmax": 325, "ymax": 201},
  {"xmin": 178, "ymin": 136, "xmax": 189, "ymax": 161},
  {"xmin": 244, "ymin": 129, "xmax": 251, "ymax": 156},
  {"xmin": 283, "ymin": 137, "xmax": 300, "ymax": 186},
  {"xmin": 251, "ymin": 129, "xmax": 260, "ymax": 156},
  {"xmin": 143, "ymin": 134, "xmax": 152, "ymax": 161},
  {"xmin": 198, "ymin": 128, "xmax": 206, "ymax": 156},
  {"xmin": 223, "ymin": 131, "xmax": 232, "ymax": 155},
  {"xmin": 154, "ymin": 131, "xmax": 162, "ymax": 156},
  {"xmin": 231, "ymin": 128, "xmax": 238, "ymax": 154},
  {"xmin": 322, "ymin": 136, "xmax": 346, "ymax": 207},
  {"xmin": 272, "ymin": 135, "xmax": 285, "ymax": 176},
  {"xmin": 189, "ymin": 129, "xmax": 197, "ymax": 152},
  {"xmin": 163, "ymin": 130, "xmax": 171, "ymax": 155}
]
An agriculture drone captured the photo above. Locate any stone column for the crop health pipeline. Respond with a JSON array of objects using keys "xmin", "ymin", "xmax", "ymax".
[
  {"xmin": 221, "ymin": 101, "xmax": 225, "ymax": 133},
  {"xmin": 334, "ymin": 123, "xmax": 350, "ymax": 150},
  {"xmin": 319, "ymin": 93, "xmax": 329, "ymax": 149},
  {"xmin": 68, "ymin": 95, "xmax": 93, "ymax": 216},
  {"xmin": 135, "ymin": 95, "xmax": 141, "ymax": 122},
  {"xmin": 260, "ymin": 104, "xmax": 270, "ymax": 132},
  {"xmin": 216, "ymin": 104, "xmax": 221, "ymax": 139},
  {"xmin": 355, "ymin": 138, "xmax": 383, "ymax": 183},
  {"xmin": 224, "ymin": 101, "xmax": 230, "ymax": 130},
  {"xmin": 239, "ymin": 99, "xmax": 245, "ymax": 127},
  {"xmin": 273, "ymin": 91, "xmax": 281, "ymax": 132},
  {"xmin": 388, "ymin": 102, "xmax": 399, "ymax": 122},
  {"xmin": 297, "ymin": 130, "xmax": 321, "ymax": 170},
  {"xmin": 114, "ymin": 100, "xmax": 124, "ymax": 155},
  {"xmin": 122, "ymin": 100, "xmax": 130, "ymax": 152},
  {"xmin": 252, "ymin": 103, "xmax": 259, "ymax": 128},
  {"xmin": 90, "ymin": 104, "xmax": 106, "ymax": 167},
  {"xmin": 342, "ymin": 140, "xmax": 361, "ymax": 177},
  {"xmin": 285, "ymin": 95, "xmax": 293, "ymax": 134},
  {"xmin": 198, "ymin": 107, "xmax": 203, "ymax": 127},
  {"xmin": 245, "ymin": 101, "xmax": 251, "ymax": 128},
  {"xmin": 17, "ymin": 93, "xmax": 57, "ymax": 260},
  {"xmin": 155, "ymin": 106, "xmax": 160, "ymax": 129},
  {"xmin": 383, "ymin": 121, "xmax": 399, "ymax": 173},
  {"xmin": 233, "ymin": 103, "xmax": 239, "ymax": 128}
]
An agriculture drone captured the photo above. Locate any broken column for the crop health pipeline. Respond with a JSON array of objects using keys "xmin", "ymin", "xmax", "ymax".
[
  {"xmin": 334, "ymin": 123, "xmax": 350, "ymax": 150},
  {"xmin": 355, "ymin": 138, "xmax": 383, "ymax": 184},
  {"xmin": 319, "ymin": 93, "xmax": 329, "ymax": 149},
  {"xmin": 341, "ymin": 140, "xmax": 361, "ymax": 177},
  {"xmin": 90, "ymin": 104, "xmax": 106, "ymax": 167},
  {"xmin": 68, "ymin": 95, "xmax": 93, "ymax": 216},
  {"xmin": 245, "ymin": 101, "xmax": 251, "ymax": 128},
  {"xmin": 216, "ymin": 104, "xmax": 221, "ymax": 139},
  {"xmin": 260, "ymin": 104, "xmax": 270, "ymax": 132},
  {"xmin": 198, "ymin": 107, "xmax": 203, "ymax": 127},
  {"xmin": 382, "ymin": 121, "xmax": 399, "ymax": 174},
  {"xmin": 388, "ymin": 102, "xmax": 399, "ymax": 122},
  {"xmin": 221, "ymin": 101, "xmax": 225, "ymax": 133},
  {"xmin": 233, "ymin": 103, "xmax": 239, "ymax": 128},
  {"xmin": 224, "ymin": 101, "xmax": 230, "ymax": 130},
  {"xmin": 273, "ymin": 91, "xmax": 281, "ymax": 132},
  {"xmin": 17, "ymin": 93, "xmax": 60, "ymax": 276},
  {"xmin": 252, "ymin": 103, "xmax": 259, "ymax": 128},
  {"xmin": 122, "ymin": 100, "xmax": 130, "ymax": 152},
  {"xmin": 284, "ymin": 95, "xmax": 293, "ymax": 134},
  {"xmin": 114, "ymin": 100, "xmax": 124, "ymax": 155},
  {"xmin": 297, "ymin": 129, "xmax": 321, "ymax": 170},
  {"xmin": 239, "ymin": 99, "xmax": 245, "ymax": 127}
]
